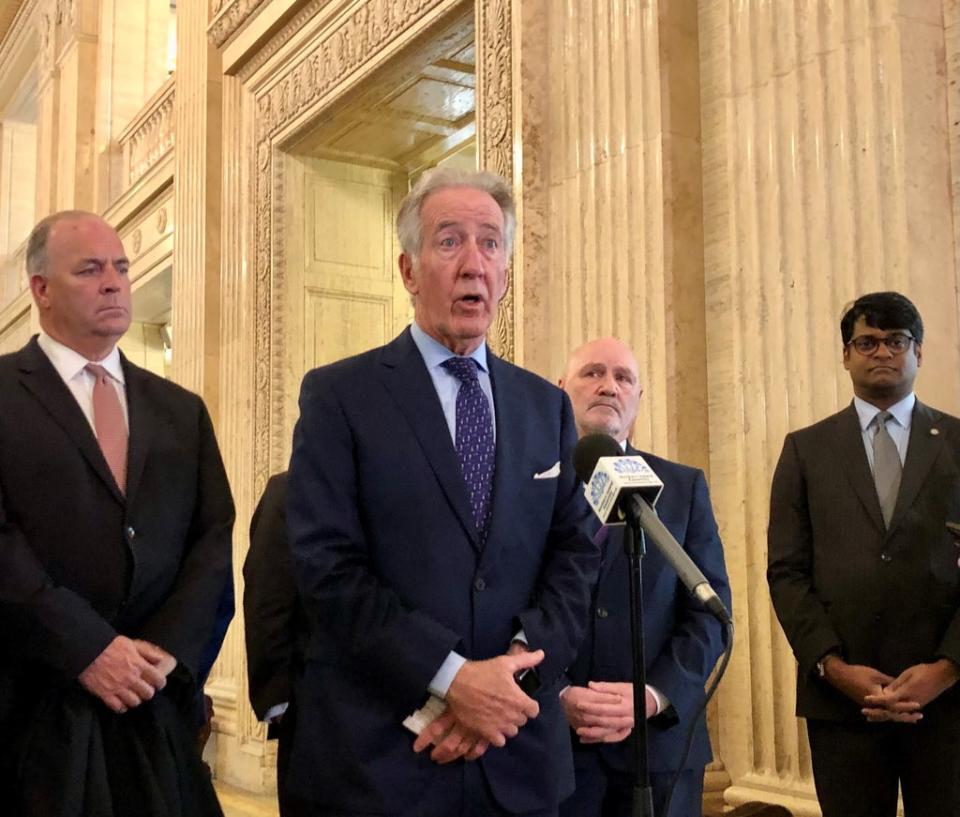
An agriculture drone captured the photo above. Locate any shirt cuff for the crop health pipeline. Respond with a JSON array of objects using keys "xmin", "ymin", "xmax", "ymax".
[
  {"xmin": 512, "ymin": 630, "xmax": 528, "ymax": 646},
  {"xmin": 646, "ymin": 684, "xmax": 668, "ymax": 715},
  {"xmin": 263, "ymin": 702, "xmax": 289, "ymax": 724},
  {"xmin": 428, "ymin": 651, "xmax": 467, "ymax": 698}
]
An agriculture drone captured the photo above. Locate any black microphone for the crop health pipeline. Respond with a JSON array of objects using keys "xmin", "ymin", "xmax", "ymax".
[{"xmin": 573, "ymin": 434, "xmax": 732, "ymax": 625}]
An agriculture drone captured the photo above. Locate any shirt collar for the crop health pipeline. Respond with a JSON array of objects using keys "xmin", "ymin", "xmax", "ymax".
[
  {"xmin": 409, "ymin": 321, "xmax": 488, "ymax": 373},
  {"xmin": 853, "ymin": 392, "xmax": 915, "ymax": 432},
  {"xmin": 37, "ymin": 331, "xmax": 125, "ymax": 386}
]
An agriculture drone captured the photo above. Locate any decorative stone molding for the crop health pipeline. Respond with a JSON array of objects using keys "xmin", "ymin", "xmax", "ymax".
[
  {"xmin": 234, "ymin": 0, "xmax": 329, "ymax": 83},
  {"xmin": 250, "ymin": 0, "xmax": 461, "ymax": 483},
  {"xmin": 117, "ymin": 76, "xmax": 176, "ymax": 191},
  {"xmin": 476, "ymin": 0, "xmax": 514, "ymax": 361},
  {"xmin": 208, "ymin": 0, "xmax": 270, "ymax": 48}
]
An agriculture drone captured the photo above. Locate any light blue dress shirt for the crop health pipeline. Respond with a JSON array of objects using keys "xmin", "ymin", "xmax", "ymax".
[{"xmin": 853, "ymin": 392, "xmax": 914, "ymax": 471}]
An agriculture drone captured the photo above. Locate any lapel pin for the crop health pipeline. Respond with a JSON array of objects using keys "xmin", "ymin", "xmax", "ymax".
[{"xmin": 931, "ymin": 428, "xmax": 940, "ymax": 436}]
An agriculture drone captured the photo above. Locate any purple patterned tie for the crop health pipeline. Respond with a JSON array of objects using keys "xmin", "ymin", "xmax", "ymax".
[{"xmin": 442, "ymin": 356, "xmax": 495, "ymax": 538}]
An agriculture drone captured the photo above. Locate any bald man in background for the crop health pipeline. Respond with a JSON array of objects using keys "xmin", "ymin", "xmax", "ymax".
[{"xmin": 558, "ymin": 337, "xmax": 730, "ymax": 817}]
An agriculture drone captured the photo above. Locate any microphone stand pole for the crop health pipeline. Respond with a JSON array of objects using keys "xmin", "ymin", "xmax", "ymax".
[{"xmin": 624, "ymin": 516, "xmax": 655, "ymax": 817}]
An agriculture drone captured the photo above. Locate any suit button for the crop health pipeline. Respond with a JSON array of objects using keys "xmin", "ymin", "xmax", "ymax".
[
  {"xmin": 596, "ymin": 607, "xmax": 609, "ymax": 618},
  {"xmin": 474, "ymin": 578, "xmax": 486, "ymax": 592},
  {"xmin": 880, "ymin": 552, "xmax": 892, "ymax": 562},
  {"xmin": 125, "ymin": 526, "xmax": 136, "ymax": 540}
]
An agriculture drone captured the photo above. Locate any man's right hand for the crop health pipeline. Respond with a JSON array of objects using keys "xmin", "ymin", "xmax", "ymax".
[
  {"xmin": 78, "ymin": 635, "xmax": 168, "ymax": 713},
  {"xmin": 445, "ymin": 649, "xmax": 544, "ymax": 747}
]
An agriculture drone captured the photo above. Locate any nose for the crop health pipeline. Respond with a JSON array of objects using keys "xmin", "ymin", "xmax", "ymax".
[
  {"xmin": 598, "ymin": 372, "xmax": 619, "ymax": 396},
  {"xmin": 872, "ymin": 339, "xmax": 895, "ymax": 359},
  {"xmin": 458, "ymin": 238, "xmax": 485, "ymax": 277},
  {"xmin": 100, "ymin": 263, "xmax": 123, "ymax": 292}
]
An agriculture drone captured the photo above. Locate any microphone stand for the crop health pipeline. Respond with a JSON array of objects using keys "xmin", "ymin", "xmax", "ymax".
[{"xmin": 624, "ymin": 516, "xmax": 655, "ymax": 817}]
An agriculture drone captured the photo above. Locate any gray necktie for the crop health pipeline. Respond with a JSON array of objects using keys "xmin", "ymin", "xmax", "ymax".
[{"xmin": 872, "ymin": 411, "xmax": 901, "ymax": 527}]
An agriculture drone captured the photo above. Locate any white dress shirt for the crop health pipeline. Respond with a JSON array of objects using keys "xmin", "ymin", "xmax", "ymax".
[{"xmin": 36, "ymin": 332, "xmax": 128, "ymax": 431}]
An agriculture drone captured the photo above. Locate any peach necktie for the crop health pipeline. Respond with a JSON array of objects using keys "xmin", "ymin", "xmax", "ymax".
[{"xmin": 85, "ymin": 363, "xmax": 127, "ymax": 494}]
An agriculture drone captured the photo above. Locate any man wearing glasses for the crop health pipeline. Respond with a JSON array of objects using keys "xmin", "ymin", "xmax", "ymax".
[{"xmin": 768, "ymin": 291, "xmax": 960, "ymax": 817}]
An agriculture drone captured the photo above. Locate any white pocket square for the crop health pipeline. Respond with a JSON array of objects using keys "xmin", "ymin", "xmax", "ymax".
[{"xmin": 533, "ymin": 462, "xmax": 561, "ymax": 480}]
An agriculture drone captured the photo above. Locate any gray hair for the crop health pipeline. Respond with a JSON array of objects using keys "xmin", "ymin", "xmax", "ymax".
[
  {"xmin": 396, "ymin": 167, "xmax": 516, "ymax": 261},
  {"xmin": 26, "ymin": 210, "xmax": 98, "ymax": 278}
]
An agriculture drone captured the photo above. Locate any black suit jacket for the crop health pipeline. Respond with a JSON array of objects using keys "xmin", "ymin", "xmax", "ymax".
[
  {"xmin": 768, "ymin": 400, "xmax": 960, "ymax": 720},
  {"xmin": 567, "ymin": 447, "xmax": 730, "ymax": 774},
  {"xmin": 0, "ymin": 337, "xmax": 235, "ymax": 800},
  {"xmin": 243, "ymin": 472, "xmax": 309, "ymax": 732}
]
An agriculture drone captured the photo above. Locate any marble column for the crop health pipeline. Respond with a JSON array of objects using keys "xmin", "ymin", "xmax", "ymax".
[
  {"xmin": 170, "ymin": 0, "xmax": 223, "ymax": 408},
  {"xmin": 55, "ymin": 0, "xmax": 99, "ymax": 210},
  {"xmin": 518, "ymin": 0, "xmax": 709, "ymax": 470},
  {"xmin": 700, "ymin": 1, "xmax": 960, "ymax": 812}
]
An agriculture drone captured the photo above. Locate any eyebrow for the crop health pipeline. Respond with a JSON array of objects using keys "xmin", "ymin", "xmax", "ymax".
[
  {"xmin": 77, "ymin": 256, "xmax": 129, "ymax": 265},
  {"xmin": 435, "ymin": 219, "xmax": 503, "ymax": 235}
]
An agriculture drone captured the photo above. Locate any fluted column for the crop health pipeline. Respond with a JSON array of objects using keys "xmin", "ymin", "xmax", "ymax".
[
  {"xmin": 34, "ymin": 0, "xmax": 100, "ymax": 215},
  {"xmin": 519, "ymin": 0, "xmax": 708, "ymax": 469},
  {"xmin": 170, "ymin": 0, "xmax": 222, "ymax": 408},
  {"xmin": 700, "ymin": 2, "xmax": 960, "ymax": 812},
  {"xmin": 206, "ymin": 68, "xmax": 268, "ymax": 791}
]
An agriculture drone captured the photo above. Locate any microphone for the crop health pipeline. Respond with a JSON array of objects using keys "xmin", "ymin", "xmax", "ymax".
[{"xmin": 573, "ymin": 434, "xmax": 732, "ymax": 625}]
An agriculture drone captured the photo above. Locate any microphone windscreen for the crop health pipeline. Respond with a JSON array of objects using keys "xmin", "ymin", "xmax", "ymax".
[{"xmin": 572, "ymin": 433, "xmax": 622, "ymax": 483}]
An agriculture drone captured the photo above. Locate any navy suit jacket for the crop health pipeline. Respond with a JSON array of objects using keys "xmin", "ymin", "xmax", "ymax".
[
  {"xmin": 286, "ymin": 328, "xmax": 599, "ymax": 814},
  {"xmin": 567, "ymin": 447, "xmax": 730, "ymax": 774}
]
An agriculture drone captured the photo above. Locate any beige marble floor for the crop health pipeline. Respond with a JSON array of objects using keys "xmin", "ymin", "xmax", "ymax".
[{"xmin": 216, "ymin": 782, "xmax": 280, "ymax": 817}]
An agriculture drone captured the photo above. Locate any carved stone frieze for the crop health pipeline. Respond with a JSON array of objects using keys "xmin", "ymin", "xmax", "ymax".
[
  {"xmin": 208, "ymin": 0, "xmax": 270, "ymax": 48},
  {"xmin": 118, "ymin": 78, "xmax": 176, "ymax": 191}
]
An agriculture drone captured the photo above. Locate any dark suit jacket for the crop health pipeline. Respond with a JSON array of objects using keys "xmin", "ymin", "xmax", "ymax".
[
  {"xmin": 567, "ymin": 447, "xmax": 731, "ymax": 774},
  {"xmin": 286, "ymin": 328, "xmax": 599, "ymax": 815},
  {"xmin": 768, "ymin": 400, "xmax": 960, "ymax": 721},
  {"xmin": 243, "ymin": 472, "xmax": 309, "ymax": 734},
  {"xmin": 0, "ymin": 337, "xmax": 235, "ymax": 804}
]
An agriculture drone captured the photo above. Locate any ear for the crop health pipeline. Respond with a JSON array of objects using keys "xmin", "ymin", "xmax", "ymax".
[
  {"xmin": 399, "ymin": 253, "xmax": 417, "ymax": 296},
  {"xmin": 557, "ymin": 376, "xmax": 565, "ymax": 389},
  {"xmin": 29, "ymin": 274, "xmax": 50, "ymax": 309},
  {"xmin": 915, "ymin": 343, "xmax": 923, "ymax": 368},
  {"xmin": 842, "ymin": 345, "xmax": 851, "ymax": 371}
]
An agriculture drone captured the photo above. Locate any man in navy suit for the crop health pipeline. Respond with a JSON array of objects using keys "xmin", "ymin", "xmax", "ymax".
[
  {"xmin": 286, "ymin": 168, "xmax": 599, "ymax": 816},
  {"xmin": 557, "ymin": 337, "xmax": 731, "ymax": 817}
]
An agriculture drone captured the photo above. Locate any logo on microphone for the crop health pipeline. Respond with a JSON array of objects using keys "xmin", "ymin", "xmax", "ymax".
[
  {"xmin": 612, "ymin": 458, "xmax": 652, "ymax": 476},
  {"xmin": 588, "ymin": 470, "xmax": 610, "ymax": 506}
]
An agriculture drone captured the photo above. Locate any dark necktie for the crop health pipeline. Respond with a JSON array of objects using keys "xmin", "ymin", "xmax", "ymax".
[
  {"xmin": 872, "ymin": 410, "xmax": 901, "ymax": 527},
  {"xmin": 86, "ymin": 363, "xmax": 128, "ymax": 493},
  {"xmin": 441, "ymin": 357, "xmax": 495, "ymax": 537}
]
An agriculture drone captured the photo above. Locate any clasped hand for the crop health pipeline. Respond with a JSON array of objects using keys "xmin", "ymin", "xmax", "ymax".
[
  {"xmin": 561, "ymin": 681, "xmax": 657, "ymax": 744},
  {"xmin": 412, "ymin": 647, "xmax": 543, "ymax": 764},
  {"xmin": 825, "ymin": 657, "xmax": 960, "ymax": 723},
  {"xmin": 78, "ymin": 635, "xmax": 178, "ymax": 714}
]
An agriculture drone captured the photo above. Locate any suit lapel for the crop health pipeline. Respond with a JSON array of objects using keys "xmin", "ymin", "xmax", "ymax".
[
  {"xmin": 122, "ymin": 356, "xmax": 154, "ymax": 506},
  {"xmin": 379, "ymin": 330, "xmax": 480, "ymax": 552},
  {"xmin": 829, "ymin": 403, "xmax": 885, "ymax": 533},
  {"xmin": 479, "ymin": 355, "xmax": 525, "ymax": 568},
  {"xmin": 16, "ymin": 337, "xmax": 124, "ymax": 505},
  {"xmin": 887, "ymin": 401, "xmax": 943, "ymax": 538}
]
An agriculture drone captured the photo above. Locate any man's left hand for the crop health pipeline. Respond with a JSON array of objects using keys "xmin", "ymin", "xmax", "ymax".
[
  {"xmin": 134, "ymin": 640, "xmax": 178, "ymax": 677},
  {"xmin": 412, "ymin": 709, "xmax": 490, "ymax": 764}
]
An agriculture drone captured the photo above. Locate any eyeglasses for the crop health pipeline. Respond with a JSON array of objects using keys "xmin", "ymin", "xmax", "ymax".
[{"xmin": 846, "ymin": 333, "xmax": 917, "ymax": 356}]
